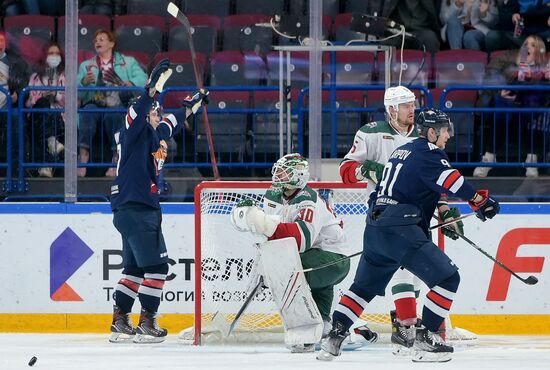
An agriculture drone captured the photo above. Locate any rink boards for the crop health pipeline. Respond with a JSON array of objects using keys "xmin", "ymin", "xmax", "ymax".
[{"xmin": 0, "ymin": 202, "xmax": 549, "ymax": 334}]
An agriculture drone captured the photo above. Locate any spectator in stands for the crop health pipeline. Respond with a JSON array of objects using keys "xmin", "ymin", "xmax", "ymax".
[
  {"xmin": 77, "ymin": 29, "xmax": 147, "ymax": 177},
  {"xmin": 79, "ymin": 0, "xmax": 126, "ymax": 16},
  {"xmin": 440, "ymin": 0, "xmax": 499, "ymax": 50},
  {"xmin": 367, "ymin": 0, "xmax": 441, "ymax": 53},
  {"xmin": 474, "ymin": 34, "xmax": 549, "ymax": 177},
  {"xmin": 485, "ymin": 0, "xmax": 521, "ymax": 52},
  {"xmin": 513, "ymin": 0, "xmax": 550, "ymax": 45},
  {"xmin": 0, "ymin": 31, "xmax": 30, "ymax": 173},
  {"xmin": 26, "ymin": 42, "xmax": 65, "ymax": 178}
]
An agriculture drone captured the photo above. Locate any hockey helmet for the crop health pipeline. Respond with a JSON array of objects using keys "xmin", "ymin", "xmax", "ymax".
[
  {"xmin": 128, "ymin": 97, "xmax": 164, "ymax": 117},
  {"xmin": 416, "ymin": 108, "xmax": 454, "ymax": 138},
  {"xmin": 271, "ymin": 153, "xmax": 310, "ymax": 190},
  {"xmin": 383, "ymin": 86, "xmax": 416, "ymax": 113}
]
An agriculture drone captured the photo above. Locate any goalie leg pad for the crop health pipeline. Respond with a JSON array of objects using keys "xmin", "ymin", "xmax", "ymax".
[{"xmin": 258, "ymin": 238, "xmax": 323, "ymax": 346}]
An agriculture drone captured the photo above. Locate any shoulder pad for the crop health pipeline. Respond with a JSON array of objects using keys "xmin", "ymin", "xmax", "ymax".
[
  {"xmin": 359, "ymin": 120, "xmax": 393, "ymax": 134},
  {"xmin": 265, "ymin": 187, "xmax": 283, "ymax": 203},
  {"xmin": 290, "ymin": 186, "xmax": 317, "ymax": 204}
]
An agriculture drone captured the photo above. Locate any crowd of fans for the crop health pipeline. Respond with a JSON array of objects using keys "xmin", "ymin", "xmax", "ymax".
[{"xmin": 0, "ymin": 0, "xmax": 548, "ymax": 180}]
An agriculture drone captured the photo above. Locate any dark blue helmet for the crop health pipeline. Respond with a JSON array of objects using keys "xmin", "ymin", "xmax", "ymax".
[{"xmin": 416, "ymin": 108, "xmax": 454, "ymax": 138}]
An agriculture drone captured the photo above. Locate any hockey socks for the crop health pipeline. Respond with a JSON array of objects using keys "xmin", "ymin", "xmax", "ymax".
[
  {"xmin": 391, "ymin": 282, "xmax": 418, "ymax": 326},
  {"xmin": 332, "ymin": 286, "xmax": 373, "ymax": 331},
  {"xmin": 114, "ymin": 268, "xmax": 144, "ymax": 314},
  {"xmin": 422, "ymin": 271, "xmax": 460, "ymax": 332},
  {"xmin": 138, "ymin": 263, "xmax": 168, "ymax": 313}
]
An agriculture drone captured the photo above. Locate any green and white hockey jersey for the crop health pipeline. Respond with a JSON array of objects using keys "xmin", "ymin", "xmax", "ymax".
[
  {"xmin": 340, "ymin": 119, "xmax": 417, "ymax": 193},
  {"xmin": 262, "ymin": 186, "xmax": 349, "ymax": 256}
]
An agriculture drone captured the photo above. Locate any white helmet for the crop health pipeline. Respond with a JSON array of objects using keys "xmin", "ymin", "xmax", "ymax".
[
  {"xmin": 384, "ymin": 85, "xmax": 416, "ymax": 114},
  {"xmin": 271, "ymin": 153, "xmax": 310, "ymax": 190}
]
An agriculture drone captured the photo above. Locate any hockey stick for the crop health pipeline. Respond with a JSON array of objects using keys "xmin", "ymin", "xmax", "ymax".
[
  {"xmin": 432, "ymin": 215, "xmax": 538, "ymax": 285},
  {"xmin": 227, "ymin": 275, "xmax": 266, "ymax": 336},
  {"xmin": 451, "ymin": 232, "xmax": 538, "ymax": 285},
  {"xmin": 167, "ymin": 2, "xmax": 221, "ymax": 180},
  {"xmin": 300, "ymin": 214, "xmax": 476, "ymax": 273}
]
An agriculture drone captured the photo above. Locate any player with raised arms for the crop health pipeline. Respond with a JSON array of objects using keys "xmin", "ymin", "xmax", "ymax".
[
  {"xmin": 109, "ymin": 58, "xmax": 209, "ymax": 343},
  {"xmin": 319, "ymin": 109, "xmax": 500, "ymax": 362}
]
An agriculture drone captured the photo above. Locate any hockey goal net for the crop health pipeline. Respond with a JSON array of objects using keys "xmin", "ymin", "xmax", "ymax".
[{"xmin": 184, "ymin": 181, "xmax": 476, "ymax": 345}]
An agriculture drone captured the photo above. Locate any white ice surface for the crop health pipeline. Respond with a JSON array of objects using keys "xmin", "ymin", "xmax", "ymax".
[{"xmin": 1, "ymin": 334, "xmax": 549, "ymax": 370}]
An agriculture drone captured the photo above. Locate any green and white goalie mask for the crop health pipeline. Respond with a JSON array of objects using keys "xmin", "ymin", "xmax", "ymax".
[{"xmin": 271, "ymin": 153, "xmax": 310, "ymax": 191}]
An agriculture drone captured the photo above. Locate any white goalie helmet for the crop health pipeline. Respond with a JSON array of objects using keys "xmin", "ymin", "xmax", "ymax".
[
  {"xmin": 271, "ymin": 153, "xmax": 310, "ymax": 190},
  {"xmin": 384, "ymin": 85, "xmax": 416, "ymax": 115}
]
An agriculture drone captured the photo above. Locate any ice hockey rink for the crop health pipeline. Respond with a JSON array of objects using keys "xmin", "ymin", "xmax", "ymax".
[{"xmin": 2, "ymin": 334, "xmax": 550, "ymax": 370}]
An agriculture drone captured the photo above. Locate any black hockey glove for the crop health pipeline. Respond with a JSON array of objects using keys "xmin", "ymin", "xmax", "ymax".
[
  {"xmin": 440, "ymin": 207, "xmax": 464, "ymax": 240},
  {"xmin": 145, "ymin": 58, "xmax": 171, "ymax": 93},
  {"xmin": 183, "ymin": 88, "xmax": 209, "ymax": 116},
  {"xmin": 360, "ymin": 160, "xmax": 385, "ymax": 183},
  {"xmin": 468, "ymin": 189, "xmax": 500, "ymax": 222}
]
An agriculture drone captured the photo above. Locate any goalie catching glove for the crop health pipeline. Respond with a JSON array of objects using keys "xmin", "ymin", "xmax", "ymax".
[
  {"xmin": 356, "ymin": 159, "xmax": 385, "ymax": 184},
  {"xmin": 145, "ymin": 58, "xmax": 172, "ymax": 95},
  {"xmin": 230, "ymin": 199, "xmax": 280, "ymax": 237}
]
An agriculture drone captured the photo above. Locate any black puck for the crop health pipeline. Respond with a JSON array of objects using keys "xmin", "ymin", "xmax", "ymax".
[{"xmin": 28, "ymin": 356, "xmax": 37, "ymax": 366}]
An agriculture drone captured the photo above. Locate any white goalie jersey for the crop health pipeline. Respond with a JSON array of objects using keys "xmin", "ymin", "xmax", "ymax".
[{"xmin": 262, "ymin": 186, "xmax": 350, "ymax": 256}]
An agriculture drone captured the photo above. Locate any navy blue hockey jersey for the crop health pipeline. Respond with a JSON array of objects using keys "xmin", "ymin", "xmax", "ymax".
[
  {"xmin": 110, "ymin": 94, "xmax": 183, "ymax": 211},
  {"xmin": 370, "ymin": 138, "xmax": 477, "ymax": 232}
]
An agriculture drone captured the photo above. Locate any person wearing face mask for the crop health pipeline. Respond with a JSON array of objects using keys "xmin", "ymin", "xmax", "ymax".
[{"xmin": 26, "ymin": 42, "xmax": 66, "ymax": 178}]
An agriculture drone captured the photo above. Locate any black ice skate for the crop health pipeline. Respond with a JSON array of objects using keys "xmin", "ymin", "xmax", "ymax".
[
  {"xmin": 316, "ymin": 322, "xmax": 350, "ymax": 361},
  {"xmin": 390, "ymin": 310, "xmax": 416, "ymax": 356},
  {"xmin": 412, "ymin": 326, "xmax": 454, "ymax": 363},
  {"xmin": 133, "ymin": 308, "xmax": 168, "ymax": 343},
  {"xmin": 353, "ymin": 325, "xmax": 379, "ymax": 343},
  {"xmin": 109, "ymin": 305, "xmax": 136, "ymax": 343}
]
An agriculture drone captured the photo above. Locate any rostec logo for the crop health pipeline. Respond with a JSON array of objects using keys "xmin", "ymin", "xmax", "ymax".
[{"xmin": 50, "ymin": 227, "xmax": 94, "ymax": 301}]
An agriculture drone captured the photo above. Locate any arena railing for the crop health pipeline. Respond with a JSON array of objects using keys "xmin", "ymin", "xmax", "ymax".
[{"xmin": 0, "ymin": 87, "xmax": 13, "ymax": 192}]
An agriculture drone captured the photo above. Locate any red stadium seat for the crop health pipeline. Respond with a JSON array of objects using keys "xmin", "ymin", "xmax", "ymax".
[
  {"xmin": 114, "ymin": 15, "xmax": 165, "ymax": 57},
  {"xmin": 434, "ymin": 50, "xmax": 488, "ymax": 87},
  {"xmin": 168, "ymin": 15, "xmax": 220, "ymax": 54},
  {"xmin": 210, "ymin": 50, "xmax": 266, "ymax": 85},
  {"xmin": 377, "ymin": 49, "xmax": 433, "ymax": 86},
  {"xmin": 4, "ymin": 15, "xmax": 55, "ymax": 65},
  {"xmin": 153, "ymin": 51, "xmax": 207, "ymax": 87},
  {"xmin": 325, "ymin": 50, "xmax": 375, "ymax": 85},
  {"xmin": 58, "ymin": 15, "xmax": 111, "ymax": 52},
  {"xmin": 222, "ymin": 14, "xmax": 273, "ymax": 54}
]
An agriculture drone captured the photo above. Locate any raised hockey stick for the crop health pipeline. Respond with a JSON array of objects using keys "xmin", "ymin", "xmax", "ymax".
[
  {"xmin": 167, "ymin": 2, "xmax": 221, "ymax": 180},
  {"xmin": 227, "ymin": 275, "xmax": 266, "ymax": 336}
]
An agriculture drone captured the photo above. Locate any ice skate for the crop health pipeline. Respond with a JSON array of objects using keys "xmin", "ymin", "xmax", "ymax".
[
  {"xmin": 353, "ymin": 324, "xmax": 378, "ymax": 343},
  {"xmin": 316, "ymin": 321, "xmax": 349, "ymax": 361},
  {"xmin": 290, "ymin": 343, "xmax": 315, "ymax": 353},
  {"xmin": 109, "ymin": 305, "xmax": 135, "ymax": 343},
  {"xmin": 390, "ymin": 310, "xmax": 415, "ymax": 356},
  {"xmin": 412, "ymin": 326, "xmax": 453, "ymax": 362},
  {"xmin": 133, "ymin": 308, "xmax": 167, "ymax": 343}
]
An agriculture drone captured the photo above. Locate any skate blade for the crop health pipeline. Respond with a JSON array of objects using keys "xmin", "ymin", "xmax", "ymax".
[
  {"xmin": 316, "ymin": 349, "xmax": 336, "ymax": 361},
  {"xmin": 392, "ymin": 344, "xmax": 413, "ymax": 356},
  {"xmin": 412, "ymin": 350, "xmax": 452, "ymax": 363},
  {"xmin": 109, "ymin": 332, "xmax": 135, "ymax": 343},
  {"xmin": 133, "ymin": 333, "xmax": 166, "ymax": 344},
  {"xmin": 290, "ymin": 345, "xmax": 315, "ymax": 353}
]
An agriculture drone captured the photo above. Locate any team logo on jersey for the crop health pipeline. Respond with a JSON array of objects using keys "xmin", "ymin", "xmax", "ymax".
[
  {"xmin": 366, "ymin": 121, "xmax": 378, "ymax": 128},
  {"xmin": 50, "ymin": 227, "xmax": 94, "ymax": 301}
]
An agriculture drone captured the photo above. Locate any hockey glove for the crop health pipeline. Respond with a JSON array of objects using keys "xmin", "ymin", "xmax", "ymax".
[
  {"xmin": 358, "ymin": 160, "xmax": 385, "ymax": 184},
  {"xmin": 468, "ymin": 189, "xmax": 500, "ymax": 222},
  {"xmin": 183, "ymin": 88, "xmax": 209, "ymax": 118},
  {"xmin": 230, "ymin": 203, "xmax": 280, "ymax": 237},
  {"xmin": 145, "ymin": 58, "xmax": 172, "ymax": 95},
  {"xmin": 440, "ymin": 207, "xmax": 464, "ymax": 240}
]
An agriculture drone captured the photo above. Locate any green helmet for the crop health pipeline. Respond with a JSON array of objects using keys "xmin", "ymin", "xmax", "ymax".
[{"xmin": 271, "ymin": 153, "xmax": 310, "ymax": 190}]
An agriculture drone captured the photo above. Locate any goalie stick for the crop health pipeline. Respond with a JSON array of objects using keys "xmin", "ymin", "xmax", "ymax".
[
  {"xmin": 227, "ymin": 275, "xmax": 266, "ymax": 336},
  {"xmin": 167, "ymin": 2, "xmax": 220, "ymax": 180}
]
